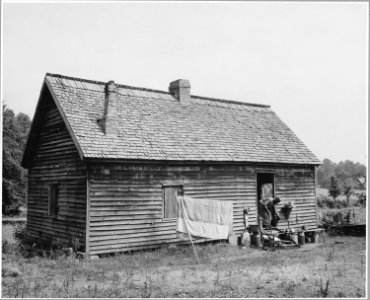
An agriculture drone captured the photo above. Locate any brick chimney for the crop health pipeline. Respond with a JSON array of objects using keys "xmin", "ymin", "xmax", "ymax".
[
  {"xmin": 101, "ymin": 80, "xmax": 119, "ymax": 135},
  {"xmin": 169, "ymin": 79, "xmax": 191, "ymax": 102}
]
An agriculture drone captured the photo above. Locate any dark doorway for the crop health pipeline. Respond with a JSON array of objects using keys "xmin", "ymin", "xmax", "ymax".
[{"xmin": 256, "ymin": 173, "xmax": 275, "ymax": 228}]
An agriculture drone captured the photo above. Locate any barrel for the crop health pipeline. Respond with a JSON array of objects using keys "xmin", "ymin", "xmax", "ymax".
[
  {"xmin": 251, "ymin": 233, "xmax": 261, "ymax": 248},
  {"xmin": 305, "ymin": 235, "xmax": 311, "ymax": 243}
]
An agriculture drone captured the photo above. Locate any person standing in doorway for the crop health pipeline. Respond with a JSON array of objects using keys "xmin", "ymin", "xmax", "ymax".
[{"xmin": 259, "ymin": 195, "xmax": 281, "ymax": 229}]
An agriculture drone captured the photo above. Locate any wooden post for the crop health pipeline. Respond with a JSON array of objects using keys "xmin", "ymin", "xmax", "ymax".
[
  {"xmin": 258, "ymin": 216, "xmax": 264, "ymax": 249},
  {"xmin": 180, "ymin": 197, "xmax": 199, "ymax": 264},
  {"xmin": 183, "ymin": 217, "xmax": 200, "ymax": 265}
]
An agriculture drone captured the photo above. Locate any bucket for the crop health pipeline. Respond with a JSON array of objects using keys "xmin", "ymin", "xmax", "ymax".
[
  {"xmin": 251, "ymin": 233, "xmax": 261, "ymax": 248},
  {"xmin": 228, "ymin": 234, "xmax": 238, "ymax": 246},
  {"xmin": 291, "ymin": 233, "xmax": 298, "ymax": 244},
  {"xmin": 298, "ymin": 232, "xmax": 305, "ymax": 245},
  {"xmin": 312, "ymin": 232, "xmax": 319, "ymax": 243},
  {"xmin": 241, "ymin": 231, "xmax": 250, "ymax": 247}
]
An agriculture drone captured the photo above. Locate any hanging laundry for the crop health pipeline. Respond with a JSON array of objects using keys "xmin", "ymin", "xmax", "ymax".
[{"xmin": 176, "ymin": 196, "xmax": 233, "ymax": 239}]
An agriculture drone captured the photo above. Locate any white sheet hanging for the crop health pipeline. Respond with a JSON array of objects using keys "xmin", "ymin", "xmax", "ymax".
[{"xmin": 176, "ymin": 196, "xmax": 233, "ymax": 239}]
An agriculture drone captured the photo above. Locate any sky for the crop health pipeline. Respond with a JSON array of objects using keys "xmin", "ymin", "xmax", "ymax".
[{"xmin": 2, "ymin": 1, "xmax": 368, "ymax": 164}]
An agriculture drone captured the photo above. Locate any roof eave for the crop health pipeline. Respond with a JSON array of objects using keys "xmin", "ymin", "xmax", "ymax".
[{"xmin": 84, "ymin": 156, "xmax": 321, "ymax": 166}]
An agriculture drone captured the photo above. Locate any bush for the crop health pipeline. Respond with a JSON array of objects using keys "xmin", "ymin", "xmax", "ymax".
[
  {"xmin": 12, "ymin": 223, "xmax": 26, "ymax": 243},
  {"xmin": 357, "ymin": 193, "xmax": 366, "ymax": 206},
  {"xmin": 2, "ymin": 239, "xmax": 11, "ymax": 255},
  {"xmin": 317, "ymin": 196, "xmax": 349, "ymax": 209},
  {"xmin": 2, "ymin": 237, "xmax": 36, "ymax": 259},
  {"xmin": 317, "ymin": 195, "xmax": 328, "ymax": 208},
  {"xmin": 3, "ymin": 205, "xmax": 21, "ymax": 217},
  {"xmin": 2, "ymin": 266, "xmax": 22, "ymax": 278}
]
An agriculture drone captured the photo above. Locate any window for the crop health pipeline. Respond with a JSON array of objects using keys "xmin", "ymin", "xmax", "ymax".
[
  {"xmin": 162, "ymin": 185, "xmax": 183, "ymax": 219},
  {"xmin": 257, "ymin": 173, "xmax": 275, "ymax": 201},
  {"xmin": 48, "ymin": 184, "xmax": 58, "ymax": 217}
]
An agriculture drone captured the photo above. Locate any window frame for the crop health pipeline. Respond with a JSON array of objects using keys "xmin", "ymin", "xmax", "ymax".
[{"xmin": 162, "ymin": 185, "xmax": 183, "ymax": 220}]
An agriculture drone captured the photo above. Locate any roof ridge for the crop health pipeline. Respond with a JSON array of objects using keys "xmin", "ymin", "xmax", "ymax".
[
  {"xmin": 45, "ymin": 73, "xmax": 270, "ymax": 108},
  {"xmin": 190, "ymin": 95, "xmax": 270, "ymax": 108},
  {"xmin": 46, "ymin": 72, "xmax": 107, "ymax": 86},
  {"xmin": 45, "ymin": 73, "xmax": 171, "ymax": 95}
]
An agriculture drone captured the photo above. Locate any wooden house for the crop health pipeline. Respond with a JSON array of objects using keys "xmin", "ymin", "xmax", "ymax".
[{"xmin": 21, "ymin": 73, "xmax": 321, "ymax": 256}]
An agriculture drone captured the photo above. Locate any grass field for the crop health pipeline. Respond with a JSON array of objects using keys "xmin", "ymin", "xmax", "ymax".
[{"xmin": 2, "ymin": 223, "xmax": 367, "ymax": 298}]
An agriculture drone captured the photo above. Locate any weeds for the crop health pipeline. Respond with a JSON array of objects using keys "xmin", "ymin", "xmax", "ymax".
[
  {"xmin": 33, "ymin": 280, "xmax": 42, "ymax": 298},
  {"xmin": 1, "ymin": 230, "xmax": 366, "ymax": 298},
  {"xmin": 223, "ymin": 269, "xmax": 236, "ymax": 291},
  {"xmin": 280, "ymin": 280, "xmax": 297, "ymax": 297},
  {"xmin": 335, "ymin": 291, "xmax": 346, "ymax": 297},
  {"xmin": 2, "ymin": 266, "xmax": 22, "ymax": 278},
  {"xmin": 201, "ymin": 275, "xmax": 207, "ymax": 283},
  {"xmin": 141, "ymin": 272, "xmax": 154, "ymax": 298},
  {"xmin": 60, "ymin": 255, "xmax": 80, "ymax": 297},
  {"xmin": 319, "ymin": 278, "xmax": 330, "ymax": 297},
  {"xmin": 160, "ymin": 272, "xmax": 167, "ymax": 284},
  {"xmin": 213, "ymin": 263, "xmax": 222, "ymax": 286},
  {"xmin": 85, "ymin": 283, "xmax": 99, "ymax": 298},
  {"xmin": 356, "ymin": 288, "xmax": 364, "ymax": 297},
  {"xmin": 2, "ymin": 277, "xmax": 26, "ymax": 298},
  {"xmin": 124, "ymin": 268, "xmax": 135, "ymax": 288},
  {"xmin": 327, "ymin": 247, "xmax": 335, "ymax": 261}
]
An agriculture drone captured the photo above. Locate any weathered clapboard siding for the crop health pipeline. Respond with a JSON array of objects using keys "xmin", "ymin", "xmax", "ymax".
[
  {"xmin": 87, "ymin": 162, "xmax": 317, "ymax": 255},
  {"xmin": 25, "ymin": 90, "xmax": 86, "ymax": 248},
  {"xmin": 87, "ymin": 163, "xmax": 257, "ymax": 255},
  {"xmin": 274, "ymin": 167, "xmax": 317, "ymax": 229}
]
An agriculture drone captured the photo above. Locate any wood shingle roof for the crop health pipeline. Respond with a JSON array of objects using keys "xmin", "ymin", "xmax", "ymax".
[{"xmin": 38, "ymin": 73, "xmax": 321, "ymax": 164}]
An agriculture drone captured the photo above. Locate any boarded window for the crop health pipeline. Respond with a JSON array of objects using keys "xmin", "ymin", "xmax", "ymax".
[
  {"xmin": 48, "ymin": 184, "xmax": 58, "ymax": 217},
  {"xmin": 163, "ymin": 186, "xmax": 183, "ymax": 219}
]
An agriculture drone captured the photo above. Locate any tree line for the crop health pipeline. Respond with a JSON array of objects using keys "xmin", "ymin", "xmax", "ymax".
[
  {"xmin": 317, "ymin": 158, "xmax": 366, "ymax": 191},
  {"xmin": 3, "ymin": 105, "xmax": 31, "ymax": 214},
  {"xmin": 317, "ymin": 158, "xmax": 366, "ymax": 205}
]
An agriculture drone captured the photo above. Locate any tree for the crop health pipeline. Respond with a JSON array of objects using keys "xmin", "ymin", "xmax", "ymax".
[
  {"xmin": 316, "ymin": 159, "xmax": 337, "ymax": 188},
  {"xmin": 328, "ymin": 176, "xmax": 341, "ymax": 204},
  {"xmin": 2, "ymin": 105, "xmax": 31, "ymax": 215},
  {"xmin": 14, "ymin": 112, "xmax": 31, "ymax": 203},
  {"xmin": 343, "ymin": 180, "xmax": 353, "ymax": 206}
]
